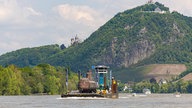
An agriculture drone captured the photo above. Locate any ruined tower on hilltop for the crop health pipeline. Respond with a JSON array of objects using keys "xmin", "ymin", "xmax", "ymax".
[
  {"xmin": 148, "ymin": 0, "xmax": 153, "ymax": 4},
  {"xmin": 71, "ymin": 35, "xmax": 81, "ymax": 46}
]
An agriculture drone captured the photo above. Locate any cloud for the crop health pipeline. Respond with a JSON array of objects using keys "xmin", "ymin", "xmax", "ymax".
[
  {"xmin": 55, "ymin": 4, "xmax": 106, "ymax": 27},
  {"xmin": 0, "ymin": 0, "xmax": 42, "ymax": 24},
  {"xmin": 58, "ymin": 4, "xmax": 94, "ymax": 21},
  {"xmin": 0, "ymin": 0, "xmax": 15, "ymax": 21},
  {"xmin": 25, "ymin": 7, "xmax": 42, "ymax": 16},
  {"xmin": 0, "ymin": 7, "xmax": 10, "ymax": 21},
  {"xmin": 0, "ymin": 0, "xmax": 45, "ymax": 55}
]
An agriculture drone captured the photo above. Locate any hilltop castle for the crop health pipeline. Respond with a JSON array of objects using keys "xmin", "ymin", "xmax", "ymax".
[{"xmin": 71, "ymin": 35, "xmax": 81, "ymax": 46}]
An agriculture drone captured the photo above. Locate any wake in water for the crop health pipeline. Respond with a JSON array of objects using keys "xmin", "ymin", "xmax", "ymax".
[
  {"xmin": 57, "ymin": 97, "xmax": 108, "ymax": 100},
  {"xmin": 57, "ymin": 96, "xmax": 135, "ymax": 100},
  {"xmin": 119, "ymin": 97, "xmax": 129, "ymax": 99}
]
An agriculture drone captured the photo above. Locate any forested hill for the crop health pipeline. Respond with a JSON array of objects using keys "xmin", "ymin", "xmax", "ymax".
[
  {"xmin": 0, "ymin": 44, "xmax": 63, "ymax": 67},
  {"xmin": 1, "ymin": 2, "xmax": 192, "ymax": 81}
]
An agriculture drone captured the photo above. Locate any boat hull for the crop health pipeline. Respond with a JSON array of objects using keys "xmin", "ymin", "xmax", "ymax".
[
  {"xmin": 61, "ymin": 93, "xmax": 118, "ymax": 99},
  {"xmin": 61, "ymin": 93, "xmax": 104, "ymax": 98}
]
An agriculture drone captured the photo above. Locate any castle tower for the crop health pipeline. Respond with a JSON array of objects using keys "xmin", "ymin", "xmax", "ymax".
[
  {"xmin": 148, "ymin": 0, "xmax": 153, "ymax": 4},
  {"xmin": 71, "ymin": 38, "xmax": 74, "ymax": 45}
]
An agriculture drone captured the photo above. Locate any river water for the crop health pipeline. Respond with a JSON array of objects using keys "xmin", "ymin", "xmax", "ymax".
[{"xmin": 0, "ymin": 94, "xmax": 192, "ymax": 108}]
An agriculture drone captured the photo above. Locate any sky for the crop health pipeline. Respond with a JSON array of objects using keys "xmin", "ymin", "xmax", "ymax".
[{"xmin": 0, "ymin": 0, "xmax": 192, "ymax": 55}]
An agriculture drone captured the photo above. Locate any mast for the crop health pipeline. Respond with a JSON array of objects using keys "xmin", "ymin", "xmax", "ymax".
[{"xmin": 66, "ymin": 68, "xmax": 68, "ymax": 93}]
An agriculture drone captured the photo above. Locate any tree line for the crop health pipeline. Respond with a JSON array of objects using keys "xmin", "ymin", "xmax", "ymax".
[
  {"xmin": 0, "ymin": 64, "xmax": 78, "ymax": 95},
  {"xmin": 120, "ymin": 79, "xmax": 192, "ymax": 93}
]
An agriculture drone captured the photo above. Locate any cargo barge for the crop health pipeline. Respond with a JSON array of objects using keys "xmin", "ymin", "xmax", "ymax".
[{"xmin": 61, "ymin": 65, "xmax": 118, "ymax": 99}]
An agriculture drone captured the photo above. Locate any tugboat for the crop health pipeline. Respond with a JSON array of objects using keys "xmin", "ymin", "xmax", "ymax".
[{"xmin": 61, "ymin": 65, "xmax": 118, "ymax": 99}]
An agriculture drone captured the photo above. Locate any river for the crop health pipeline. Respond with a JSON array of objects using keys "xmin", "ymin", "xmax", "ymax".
[{"xmin": 0, "ymin": 94, "xmax": 192, "ymax": 108}]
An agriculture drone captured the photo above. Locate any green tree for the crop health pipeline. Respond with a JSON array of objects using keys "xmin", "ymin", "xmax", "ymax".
[{"xmin": 36, "ymin": 82, "xmax": 44, "ymax": 94}]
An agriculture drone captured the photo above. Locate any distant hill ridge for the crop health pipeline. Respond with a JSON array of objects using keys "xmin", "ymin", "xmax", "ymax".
[{"xmin": 1, "ymin": 2, "xmax": 192, "ymax": 82}]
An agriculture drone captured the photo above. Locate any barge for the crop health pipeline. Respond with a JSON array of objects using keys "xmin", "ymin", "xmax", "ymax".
[{"xmin": 61, "ymin": 65, "xmax": 118, "ymax": 99}]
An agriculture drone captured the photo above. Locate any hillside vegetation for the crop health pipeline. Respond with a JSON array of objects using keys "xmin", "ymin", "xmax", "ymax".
[
  {"xmin": 0, "ymin": 44, "xmax": 62, "ymax": 67},
  {"xmin": 1, "ymin": 2, "xmax": 192, "ymax": 82}
]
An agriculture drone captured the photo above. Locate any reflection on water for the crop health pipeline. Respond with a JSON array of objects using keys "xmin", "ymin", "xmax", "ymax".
[{"xmin": 0, "ymin": 94, "xmax": 192, "ymax": 108}]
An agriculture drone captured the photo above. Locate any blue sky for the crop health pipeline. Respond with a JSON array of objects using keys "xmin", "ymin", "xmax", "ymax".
[{"xmin": 0, "ymin": 0, "xmax": 192, "ymax": 55}]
